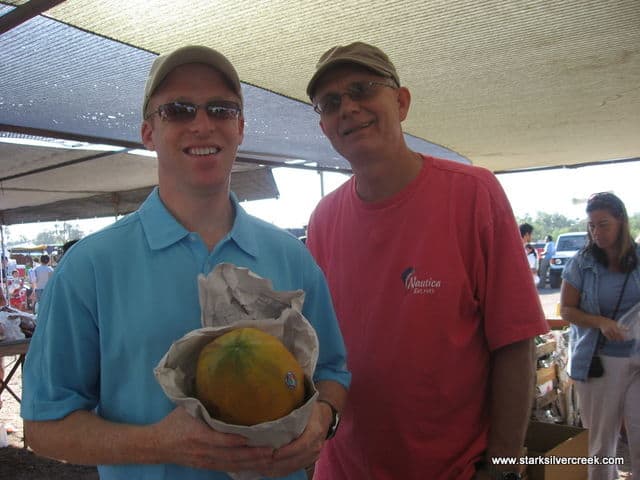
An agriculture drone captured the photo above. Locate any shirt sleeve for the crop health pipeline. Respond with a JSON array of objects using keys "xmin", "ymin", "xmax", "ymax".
[
  {"xmin": 21, "ymin": 255, "xmax": 101, "ymax": 421},
  {"xmin": 478, "ymin": 176, "xmax": 548, "ymax": 350},
  {"xmin": 300, "ymin": 255, "xmax": 351, "ymax": 389},
  {"xmin": 562, "ymin": 254, "xmax": 584, "ymax": 291}
]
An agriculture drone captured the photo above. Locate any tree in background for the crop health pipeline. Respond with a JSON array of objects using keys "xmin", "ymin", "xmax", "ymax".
[
  {"xmin": 34, "ymin": 222, "xmax": 84, "ymax": 245},
  {"xmin": 630, "ymin": 214, "xmax": 640, "ymax": 238},
  {"xmin": 518, "ymin": 212, "xmax": 640, "ymax": 242}
]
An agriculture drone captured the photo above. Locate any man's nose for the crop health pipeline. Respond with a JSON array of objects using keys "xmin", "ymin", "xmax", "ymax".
[
  {"xmin": 338, "ymin": 92, "xmax": 361, "ymax": 114},
  {"xmin": 190, "ymin": 107, "xmax": 216, "ymax": 131}
]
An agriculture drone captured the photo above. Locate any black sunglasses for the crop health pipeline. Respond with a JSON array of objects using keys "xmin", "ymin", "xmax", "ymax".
[
  {"xmin": 313, "ymin": 80, "xmax": 397, "ymax": 114},
  {"xmin": 145, "ymin": 100, "xmax": 241, "ymax": 122}
]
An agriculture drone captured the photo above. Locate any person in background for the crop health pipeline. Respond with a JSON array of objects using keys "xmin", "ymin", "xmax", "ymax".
[
  {"xmin": 0, "ymin": 256, "xmax": 7, "ymax": 308},
  {"xmin": 21, "ymin": 45, "xmax": 350, "ymax": 480},
  {"xmin": 519, "ymin": 223, "xmax": 538, "ymax": 284},
  {"xmin": 560, "ymin": 192, "xmax": 639, "ymax": 480},
  {"xmin": 525, "ymin": 243, "xmax": 539, "ymax": 286},
  {"xmin": 305, "ymin": 41, "xmax": 547, "ymax": 480},
  {"xmin": 1, "ymin": 255, "xmax": 7, "ymax": 281},
  {"xmin": 60, "ymin": 239, "xmax": 79, "ymax": 259},
  {"xmin": 538, "ymin": 235, "xmax": 555, "ymax": 288},
  {"xmin": 519, "ymin": 222, "xmax": 533, "ymax": 246},
  {"xmin": 32, "ymin": 254, "xmax": 54, "ymax": 304}
]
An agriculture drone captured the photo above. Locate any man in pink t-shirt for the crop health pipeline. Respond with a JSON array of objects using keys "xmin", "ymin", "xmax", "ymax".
[{"xmin": 305, "ymin": 42, "xmax": 548, "ymax": 480}]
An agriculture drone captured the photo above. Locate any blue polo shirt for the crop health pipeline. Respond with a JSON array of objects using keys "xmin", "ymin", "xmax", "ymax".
[{"xmin": 22, "ymin": 188, "xmax": 350, "ymax": 480}]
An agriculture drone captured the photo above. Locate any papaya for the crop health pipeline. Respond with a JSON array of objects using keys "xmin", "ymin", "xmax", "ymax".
[{"xmin": 195, "ymin": 327, "xmax": 305, "ymax": 425}]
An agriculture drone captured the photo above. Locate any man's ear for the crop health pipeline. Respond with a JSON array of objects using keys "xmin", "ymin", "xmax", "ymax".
[
  {"xmin": 141, "ymin": 120, "xmax": 155, "ymax": 151},
  {"xmin": 319, "ymin": 119, "xmax": 327, "ymax": 137},
  {"xmin": 397, "ymin": 86, "xmax": 411, "ymax": 122}
]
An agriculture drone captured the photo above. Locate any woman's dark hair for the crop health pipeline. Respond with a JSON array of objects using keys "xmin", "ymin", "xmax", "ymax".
[{"xmin": 584, "ymin": 192, "xmax": 637, "ymax": 272}]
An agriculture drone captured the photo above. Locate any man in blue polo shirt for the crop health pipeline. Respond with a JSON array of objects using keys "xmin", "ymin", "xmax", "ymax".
[{"xmin": 21, "ymin": 45, "xmax": 350, "ymax": 480}]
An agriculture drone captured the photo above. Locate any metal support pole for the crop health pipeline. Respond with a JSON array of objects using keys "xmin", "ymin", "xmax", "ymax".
[
  {"xmin": 0, "ymin": 224, "xmax": 8, "ymax": 303},
  {"xmin": 318, "ymin": 170, "xmax": 325, "ymax": 198}
]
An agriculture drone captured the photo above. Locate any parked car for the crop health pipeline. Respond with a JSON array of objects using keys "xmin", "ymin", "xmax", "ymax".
[{"xmin": 548, "ymin": 232, "xmax": 588, "ymax": 288}]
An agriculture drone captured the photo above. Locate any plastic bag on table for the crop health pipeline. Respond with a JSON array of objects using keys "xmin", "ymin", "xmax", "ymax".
[
  {"xmin": 618, "ymin": 300, "xmax": 640, "ymax": 357},
  {"xmin": 0, "ymin": 311, "xmax": 26, "ymax": 342}
]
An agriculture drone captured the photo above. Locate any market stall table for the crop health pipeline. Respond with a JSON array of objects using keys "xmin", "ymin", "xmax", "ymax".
[{"xmin": 0, "ymin": 338, "xmax": 30, "ymax": 403}]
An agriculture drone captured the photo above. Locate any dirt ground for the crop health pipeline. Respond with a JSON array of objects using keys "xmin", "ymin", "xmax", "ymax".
[{"xmin": 0, "ymin": 355, "xmax": 98, "ymax": 480}]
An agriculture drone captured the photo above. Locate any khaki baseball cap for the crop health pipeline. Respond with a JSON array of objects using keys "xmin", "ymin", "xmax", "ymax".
[
  {"xmin": 142, "ymin": 45, "xmax": 242, "ymax": 116},
  {"xmin": 306, "ymin": 42, "xmax": 400, "ymax": 99}
]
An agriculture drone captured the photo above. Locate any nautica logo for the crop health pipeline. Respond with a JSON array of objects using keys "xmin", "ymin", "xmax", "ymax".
[{"xmin": 401, "ymin": 267, "xmax": 442, "ymax": 294}]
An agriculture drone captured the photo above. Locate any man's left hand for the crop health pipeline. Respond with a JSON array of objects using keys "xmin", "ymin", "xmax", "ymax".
[
  {"xmin": 259, "ymin": 401, "xmax": 330, "ymax": 478},
  {"xmin": 472, "ymin": 468, "xmax": 493, "ymax": 480}
]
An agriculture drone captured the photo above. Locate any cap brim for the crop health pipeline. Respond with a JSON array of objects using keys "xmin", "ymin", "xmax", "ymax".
[
  {"xmin": 306, "ymin": 58, "xmax": 392, "ymax": 99},
  {"xmin": 143, "ymin": 46, "xmax": 242, "ymax": 116}
]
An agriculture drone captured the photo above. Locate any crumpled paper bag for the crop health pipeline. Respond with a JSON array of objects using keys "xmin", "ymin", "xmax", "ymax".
[{"xmin": 154, "ymin": 263, "xmax": 319, "ymax": 480}]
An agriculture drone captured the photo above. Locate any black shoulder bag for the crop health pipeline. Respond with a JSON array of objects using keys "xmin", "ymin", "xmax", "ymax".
[{"xmin": 587, "ymin": 270, "xmax": 631, "ymax": 378}]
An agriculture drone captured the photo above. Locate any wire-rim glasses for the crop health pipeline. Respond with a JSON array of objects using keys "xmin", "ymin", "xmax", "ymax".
[{"xmin": 313, "ymin": 81, "xmax": 397, "ymax": 115}]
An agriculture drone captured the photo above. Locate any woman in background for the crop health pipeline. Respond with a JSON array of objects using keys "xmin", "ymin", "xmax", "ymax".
[{"xmin": 561, "ymin": 192, "xmax": 639, "ymax": 480}]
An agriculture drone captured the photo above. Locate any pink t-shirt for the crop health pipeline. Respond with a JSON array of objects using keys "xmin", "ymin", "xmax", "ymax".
[{"xmin": 307, "ymin": 155, "xmax": 547, "ymax": 480}]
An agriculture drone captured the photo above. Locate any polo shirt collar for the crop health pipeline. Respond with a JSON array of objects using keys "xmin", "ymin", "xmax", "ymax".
[
  {"xmin": 138, "ymin": 188, "xmax": 189, "ymax": 250},
  {"xmin": 227, "ymin": 192, "xmax": 259, "ymax": 258},
  {"xmin": 138, "ymin": 187, "xmax": 258, "ymax": 258}
]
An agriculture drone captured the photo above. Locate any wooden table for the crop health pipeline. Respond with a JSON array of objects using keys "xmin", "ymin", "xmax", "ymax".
[{"xmin": 0, "ymin": 338, "xmax": 30, "ymax": 403}]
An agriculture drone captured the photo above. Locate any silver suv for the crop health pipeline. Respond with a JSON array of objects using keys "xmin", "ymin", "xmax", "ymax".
[{"xmin": 549, "ymin": 232, "xmax": 588, "ymax": 288}]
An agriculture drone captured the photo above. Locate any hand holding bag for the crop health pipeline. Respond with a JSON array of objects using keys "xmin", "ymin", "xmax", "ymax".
[{"xmin": 587, "ymin": 271, "xmax": 630, "ymax": 378}]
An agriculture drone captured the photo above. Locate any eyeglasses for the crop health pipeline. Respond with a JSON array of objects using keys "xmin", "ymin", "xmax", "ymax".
[
  {"xmin": 145, "ymin": 100, "xmax": 241, "ymax": 122},
  {"xmin": 313, "ymin": 80, "xmax": 397, "ymax": 114}
]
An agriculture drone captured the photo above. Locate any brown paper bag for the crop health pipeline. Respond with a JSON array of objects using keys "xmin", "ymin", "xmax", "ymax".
[{"xmin": 154, "ymin": 263, "xmax": 319, "ymax": 480}]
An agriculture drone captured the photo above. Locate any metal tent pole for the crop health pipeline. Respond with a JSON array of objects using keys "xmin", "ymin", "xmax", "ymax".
[{"xmin": 0, "ymin": 223, "xmax": 8, "ymax": 303}]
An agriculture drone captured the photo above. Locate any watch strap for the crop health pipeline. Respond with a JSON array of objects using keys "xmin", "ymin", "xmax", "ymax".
[
  {"xmin": 486, "ymin": 465, "xmax": 522, "ymax": 480},
  {"xmin": 317, "ymin": 399, "xmax": 340, "ymax": 440}
]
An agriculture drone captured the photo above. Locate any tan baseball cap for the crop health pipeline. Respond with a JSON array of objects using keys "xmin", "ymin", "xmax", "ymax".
[
  {"xmin": 142, "ymin": 45, "xmax": 242, "ymax": 116},
  {"xmin": 306, "ymin": 42, "xmax": 400, "ymax": 99}
]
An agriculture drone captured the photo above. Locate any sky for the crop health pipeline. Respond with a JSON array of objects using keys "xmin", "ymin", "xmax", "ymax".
[
  {"xmin": 496, "ymin": 161, "xmax": 640, "ymax": 221},
  {"xmin": 3, "ymin": 160, "xmax": 640, "ymax": 245}
]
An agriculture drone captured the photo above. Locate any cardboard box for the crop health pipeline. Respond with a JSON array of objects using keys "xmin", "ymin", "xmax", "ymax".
[
  {"xmin": 525, "ymin": 421, "xmax": 588, "ymax": 480},
  {"xmin": 534, "ymin": 388, "xmax": 557, "ymax": 409},
  {"xmin": 536, "ymin": 364, "xmax": 557, "ymax": 385},
  {"xmin": 536, "ymin": 340, "xmax": 557, "ymax": 358},
  {"xmin": 535, "ymin": 380, "xmax": 554, "ymax": 399}
]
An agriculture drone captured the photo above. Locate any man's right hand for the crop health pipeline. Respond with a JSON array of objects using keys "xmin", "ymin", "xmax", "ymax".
[{"xmin": 152, "ymin": 407, "xmax": 275, "ymax": 473}]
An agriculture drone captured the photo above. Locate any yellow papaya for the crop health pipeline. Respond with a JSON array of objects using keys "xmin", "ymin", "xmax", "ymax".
[{"xmin": 195, "ymin": 327, "xmax": 305, "ymax": 425}]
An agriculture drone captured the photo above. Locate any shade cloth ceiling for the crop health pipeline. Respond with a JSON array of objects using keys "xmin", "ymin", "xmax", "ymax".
[
  {"xmin": 0, "ymin": 137, "xmax": 280, "ymax": 224},
  {"xmin": 1, "ymin": 0, "xmax": 639, "ymax": 224}
]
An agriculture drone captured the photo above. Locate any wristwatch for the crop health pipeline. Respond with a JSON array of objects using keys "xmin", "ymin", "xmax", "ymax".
[
  {"xmin": 499, "ymin": 473, "xmax": 522, "ymax": 480},
  {"xmin": 317, "ymin": 399, "xmax": 340, "ymax": 439},
  {"xmin": 486, "ymin": 464, "xmax": 522, "ymax": 480},
  {"xmin": 489, "ymin": 468, "xmax": 521, "ymax": 480}
]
